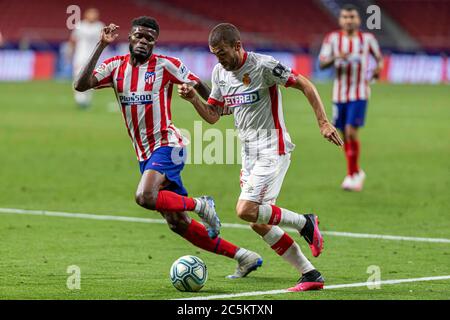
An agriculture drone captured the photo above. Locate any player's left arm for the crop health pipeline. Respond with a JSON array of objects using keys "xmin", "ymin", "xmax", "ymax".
[
  {"xmin": 368, "ymin": 34, "xmax": 384, "ymax": 80},
  {"xmin": 289, "ymin": 74, "xmax": 343, "ymax": 147},
  {"xmin": 263, "ymin": 57, "xmax": 342, "ymax": 146}
]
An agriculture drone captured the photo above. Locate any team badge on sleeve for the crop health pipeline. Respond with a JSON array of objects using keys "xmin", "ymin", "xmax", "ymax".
[
  {"xmin": 272, "ymin": 63, "xmax": 288, "ymax": 78},
  {"xmin": 145, "ymin": 72, "xmax": 156, "ymax": 84},
  {"xmin": 180, "ymin": 65, "xmax": 188, "ymax": 76}
]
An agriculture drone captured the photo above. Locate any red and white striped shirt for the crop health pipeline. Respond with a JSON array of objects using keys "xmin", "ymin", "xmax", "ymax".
[
  {"xmin": 319, "ymin": 31, "xmax": 381, "ymax": 103},
  {"xmin": 93, "ymin": 53, "xmax": 199, "ymax": 161}
]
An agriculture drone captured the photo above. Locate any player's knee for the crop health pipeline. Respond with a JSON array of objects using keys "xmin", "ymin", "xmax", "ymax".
[
  {"xmin": 135, "ymin": 189, "xmax": 158, "ymax": 210},
  {"xmin": 345, "ymin": 126, "xmax": 358, "ymax": 140},
  {"xmin": 236, "ymin": 208, "xmax": 249, "ymax": 221},
  {"xmin": 236, "ymin": 202, "xmax": 257, "ymax": 222}
]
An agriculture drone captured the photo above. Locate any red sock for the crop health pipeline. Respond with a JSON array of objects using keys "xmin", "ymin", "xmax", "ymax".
[
  {"xmin": 344, "ymin": 140, "xmax": 360, "ymax": 175},
  {"xmin": 271, "ymin": 232, "xmax": 295, "ymax": 256},
  {"xmin": 155, "ymin": 190, "xmax": 196, "ymax": 212},
  {"xmin": 268, "ymin": 205, "xmax": 282, "ymax": 225},
  {"xmin": 182, "ymin": 219, "xmax": 238, "ymax": 259}
]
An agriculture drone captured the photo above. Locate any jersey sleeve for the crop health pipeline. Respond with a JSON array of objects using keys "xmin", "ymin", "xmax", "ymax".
[
  {"xmin": 261, "ymin": 55, "xmax": 298, "ymax": 88},
  {"xmin": 367, "ymin": 34, "xmax": 382, "ymax": 58},
  {"xmin": 92, "ymin": 56, "xmax": 121, "ymax": 89},
  {"xmin": 163, "ymin": 57, "xmax": 200, "ymax": 85},
  {"xmin": 207, "ymin": 65, "xmax": 224, "ymax": 107},
  {"xmin": 319, "ymin": 33, "xmax": 333, "ymax": 62}
]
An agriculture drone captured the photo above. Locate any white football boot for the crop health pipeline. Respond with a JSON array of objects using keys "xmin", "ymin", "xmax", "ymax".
[
  {"xmin": 226, "ymin": 250, "xmax": 263, "ymax": 279},
  {"xmin": 341, "ymin": 175, "xmax": 354, "ymax": 190},
  {"xmin": 351, "ymin": 170, "xmax": 366, "ymax": 191}
]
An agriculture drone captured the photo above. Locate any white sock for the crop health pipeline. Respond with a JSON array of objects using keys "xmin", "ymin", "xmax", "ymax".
[
  {"xmin": 193, "ymin": 198, "xmax": 202, "ymax": 213},
  {"xmin": 262, "ymin": 226, "xmax": 314, "ymax": 274},
  {"xmin": 257, "ymin": 204, "xmax": 307, "ymax": 230},
  {"xmin": 234, "ymin": 248, "xmax": 249, "ymax": 262}
]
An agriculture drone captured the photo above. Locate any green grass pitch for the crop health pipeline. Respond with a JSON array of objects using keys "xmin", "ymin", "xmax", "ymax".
[{"xmin": 0, "ymin": 80, "xmax": 449, "ymax": 300}]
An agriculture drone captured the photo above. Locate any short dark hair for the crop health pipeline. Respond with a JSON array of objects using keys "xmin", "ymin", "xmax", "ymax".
[
  {"xmin": 341, "ymin": 3, "xmax": 359, "ymax": 14},
  {"xmin": 208, "ymin": 23, "xmax": 241, "ymax": 47},
  {"xmin": 131, "ymin": 16, "xmax": 159, "ymax": 34}
]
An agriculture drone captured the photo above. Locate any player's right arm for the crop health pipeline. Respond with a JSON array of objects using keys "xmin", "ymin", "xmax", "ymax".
[
  {"xmin": 178, "ymin": 65, "xmax": 228, "ymax": 124},
  {"xmin": 178, "ymin": 84, "xmax": 222, "ymax": 124},
  {"xmin": 73, "ymin": 24, "xmax": 119, "ymax": 92}
]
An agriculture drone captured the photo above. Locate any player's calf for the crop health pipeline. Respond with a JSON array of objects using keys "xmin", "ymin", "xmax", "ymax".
[
  {"xmin": 251, "ymin": 204, "xmax": 324, "ymax": 257},
  {"xmin": 160, "ymin": 211, "xmax": 191, "ymax": 235}
]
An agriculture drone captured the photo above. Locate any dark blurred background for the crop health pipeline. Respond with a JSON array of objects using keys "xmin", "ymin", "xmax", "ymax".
[{"xmin": 0, "ymin": 0, "xmax": 448, "ymax": 83}]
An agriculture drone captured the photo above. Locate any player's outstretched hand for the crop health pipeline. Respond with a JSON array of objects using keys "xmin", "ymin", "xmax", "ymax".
[
  {"xmin": 178, "ymin": 84, "xmax": 196, "ymax": 101},
  {"xmin": 100, "ymin": 24, "xmax": 119, "ymax": 45},
  {"xmin": 320, "ymin": 121, "xmax": 343, "ymax": 147}
]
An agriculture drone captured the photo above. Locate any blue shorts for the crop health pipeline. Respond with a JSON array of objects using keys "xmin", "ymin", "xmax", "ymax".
[
  {"xmin": 139, "ymin": 146, "xmax": 188, "ymax": 196},
  {"xmin": 332, "ymin": 100, "xmax": 368, "ymax": 131}
]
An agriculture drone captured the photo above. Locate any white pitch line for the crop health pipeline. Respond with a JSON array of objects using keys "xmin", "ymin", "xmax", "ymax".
[
  {"xmin": 174, "ymin": 275, "xmax": 450, "ymax": 300},
  {"xmin": 1, "ymin": 207, "xmax": 450, "ymax": 244}
]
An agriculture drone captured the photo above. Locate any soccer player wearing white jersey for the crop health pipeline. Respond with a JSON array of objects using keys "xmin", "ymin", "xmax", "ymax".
[
  {"xmin": 69, "ymin": 8, "xmax": 104, "ymax": 108},
  {"xmin": 179, "ymin": 23, "xmax": 343, "ymax": 291},
  {"xmin": 319, "ymin": 4, "xmax": 383, "ymax": 191},
  {"xmin": 74, "ymin": 17, "xmax": 263, "ymax": 279}
]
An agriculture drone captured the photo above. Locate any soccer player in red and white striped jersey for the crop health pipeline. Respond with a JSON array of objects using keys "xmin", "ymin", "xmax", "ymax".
[
  {"xmin": 319, "ymin": 4, "xmax": 383, "ymax": 191},
  {"xmin": 74, "ymin": 17, "xmax": 263, "ymax": 278}
]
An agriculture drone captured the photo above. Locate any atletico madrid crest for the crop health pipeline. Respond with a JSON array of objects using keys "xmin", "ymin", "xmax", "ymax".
[{"xmin": 145, "ymin": 72, "xmax": 156, "ymax": 84}]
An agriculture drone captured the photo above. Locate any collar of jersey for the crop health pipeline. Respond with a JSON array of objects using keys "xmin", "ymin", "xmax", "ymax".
[
  {"xmin": 234, "ymin": 51, "xmax": 248, "ymax": 72},
  {"xmin": 127, "ymin": 53, "xmax": 155, "ymax": 67}
]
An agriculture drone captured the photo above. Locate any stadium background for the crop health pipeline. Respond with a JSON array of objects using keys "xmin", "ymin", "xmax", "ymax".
[
  {"xmin": 0, "ymin": 0, "xmax": 449, "ymax": 83},
  {"xmin": 0, "ymin": 0, "xmax": 449, "ymax": 300}
]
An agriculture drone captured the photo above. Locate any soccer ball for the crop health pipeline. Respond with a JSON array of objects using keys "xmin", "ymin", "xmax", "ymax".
[{"xmin": 170, "ymin": 255, "xmax": 208, "ymax": 292}]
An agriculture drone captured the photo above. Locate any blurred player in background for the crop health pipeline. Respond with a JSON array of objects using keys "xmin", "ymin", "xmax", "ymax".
[
  {"xmin": 179, "ymin": 23, "xmax": 343, "ymax": 291},
  {"xmin": 69, "ymin": 8, "xmax": 104, "ymax": 109},
  {"xmin": 74, "ymin": 17, "xmax": 263, "ymax": 278},
  {"xmin": 319, "ymin": 4, "xmax": 383, "ymax": 191}
]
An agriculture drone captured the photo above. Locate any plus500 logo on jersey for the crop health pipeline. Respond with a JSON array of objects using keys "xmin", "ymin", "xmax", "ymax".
[
  {"xmin": 224, "ymin": 91, "xmax": 260, "ymax": 107},
  {"xmin": 119, "ymin": 93, "xmax": 153, "ymax": 105}
]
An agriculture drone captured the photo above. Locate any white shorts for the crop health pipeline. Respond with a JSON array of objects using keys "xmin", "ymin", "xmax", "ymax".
[{"xmin": 239, "ymin": 153, "xmax": 291, "ymax": 205}]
